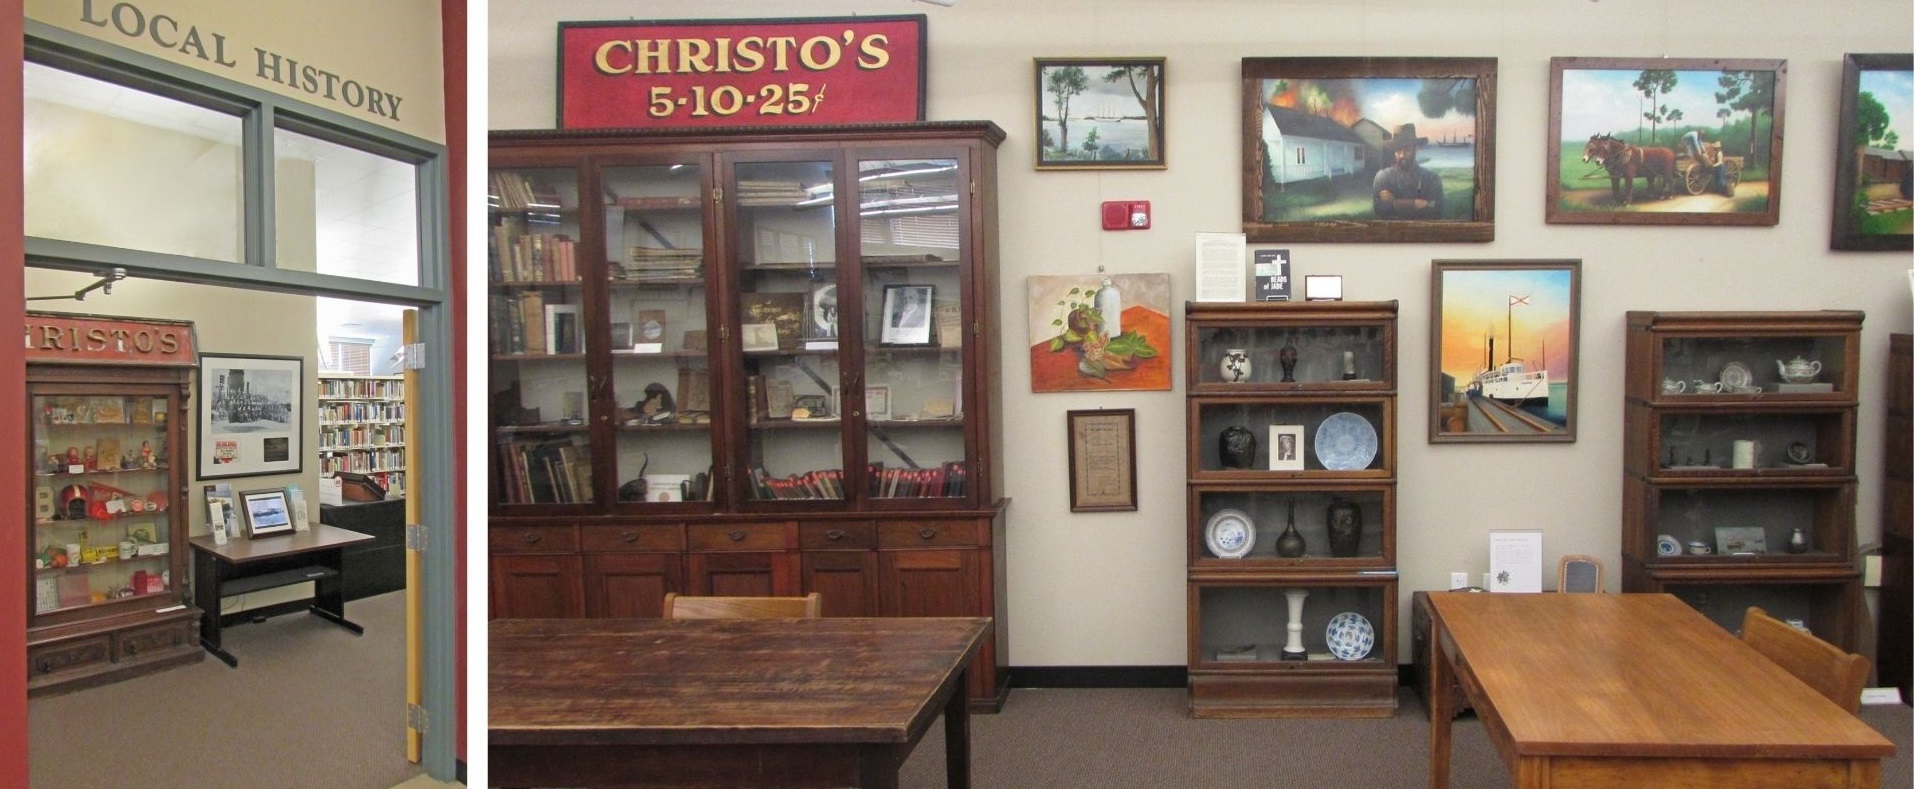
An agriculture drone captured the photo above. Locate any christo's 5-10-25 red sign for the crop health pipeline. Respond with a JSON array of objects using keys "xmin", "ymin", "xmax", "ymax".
[{"xmin": 557, "ymin": 15, "xmax": 927, "ymax": 130}]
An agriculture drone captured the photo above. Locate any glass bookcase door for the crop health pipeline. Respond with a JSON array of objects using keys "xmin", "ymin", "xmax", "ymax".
[
  {"xmin": 31, "ymin": 392, "xmax": 177, "ymax": 618},
  {"xmin": 602, "ymin": 163, "xmax": 715, "ymax": 505},
  {"xmin": 489, "ymin": 166, "xmax": 595, "ymax": 505},
  {"xmin": 732, "ymin": 157, "xmax": 846, "ymax": 501},
  {"xmin": 856, "ymin": 155, "xmax": 968, "ymax": 500}
]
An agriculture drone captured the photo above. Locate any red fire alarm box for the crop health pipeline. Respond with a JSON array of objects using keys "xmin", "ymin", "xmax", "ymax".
[{"xmin": 1101, "ymin": 201, "xmax": 1151, "ymax": 230}]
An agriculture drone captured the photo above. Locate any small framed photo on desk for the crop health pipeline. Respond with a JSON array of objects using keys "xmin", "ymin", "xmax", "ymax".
[{"xmin": 239, "ymin": 488, "xmax": 296, "ymax": 538}]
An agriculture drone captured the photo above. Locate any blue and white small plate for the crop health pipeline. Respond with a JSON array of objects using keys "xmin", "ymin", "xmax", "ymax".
[
  {"xmin": 1656, "ymin": 534, "xmax": 1682, "ymax": 557},
  {"xmin": 1325, "ymin": 611, "xmax": 1374, "ymax": 660},
  {"xmin": 1204, "ymin": 509, "xmax": 1255, "ymax": 559}
]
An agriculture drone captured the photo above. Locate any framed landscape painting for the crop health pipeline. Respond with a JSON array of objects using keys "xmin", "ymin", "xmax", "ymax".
[
  {"xmin": 1035, "ymin": 57, "xmax": 1166, "ymax": 170},
  {"xmin": 1548, "ymin": 57, "xmax": 1786, "ymax": 226},
  {"xmin": 1241, "ymin": 56, "xmax": 1497, "ymax": 243},
  {"xmin": 1829, "ymin": 53, "xmax": 1913, "ymax": 251},
  {"xmin": 1429, "ymin": 260, "xmax": 1580, "ymax": 444}
]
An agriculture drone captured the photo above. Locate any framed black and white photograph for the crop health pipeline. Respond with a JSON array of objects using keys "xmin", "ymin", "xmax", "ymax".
[
  {"xmin": 238, "ymin": 487, "xmax": 295, "ymax": 538},
  {"xmin": 804, "ymin": 281, "xmax": 839, "ymax": 340},
  {"xmin": 1269, "ymin": 424, "xmax": 1305, "ymax": 471},
  {"xmin": 880, "ymin": 284, "xmax": 935, "ymax": 346},
  {"xmin": 197, "ymin": 353, "xmax": 303, "ymax": 479}
]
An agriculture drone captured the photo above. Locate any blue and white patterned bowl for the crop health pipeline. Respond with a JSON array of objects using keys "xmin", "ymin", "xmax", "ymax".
[{"xmin": 1325, "ymin": 611, "xmax": 1374, "ymax": 660}]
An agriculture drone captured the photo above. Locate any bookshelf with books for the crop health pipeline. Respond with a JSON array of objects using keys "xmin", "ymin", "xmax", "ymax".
[
  {"xmin": 317, "ymin": 374, "xmax": 407, "ymax": 498},
  {"xmin": 488, "ymin": 123, "xmax": 1011, "ymax": 709}
]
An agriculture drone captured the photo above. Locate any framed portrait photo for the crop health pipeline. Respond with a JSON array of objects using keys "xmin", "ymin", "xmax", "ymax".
[
  {"xmin": 879, "ymin": 284, "xmax": 935, "ymax": 346},
  {"xmin": 238, "ymin": 487, "xmax": 296, "ymax": 538},
  {"xmin": 197, "ymin": 353, "xmax": 304, "ymax": 479},
  {"xmin": 1829, "ymin": 53, "xmax": 1912, "ymax": 251},
  {"xmin": 1548, "ymin": 57, "xmax": 1786, "ymax": 226},
  {"xmin": 1268, "ymin": 425, "xmax": 1305, "ymax": 471},
  {"xmin": 1067, "ymin": 409, "xmax": 1137, "ymax": 512},
  {"xmin": 1429, "ymin": 260, "xmax": 1580, "ymax": 444},
  {"xmin": 1241, "ymin": 56, "xmax": 1497, "ymax": 243},
  {"xmin": 1035, "ymin": 57, "xmax": 1166, "ymax": 170}
]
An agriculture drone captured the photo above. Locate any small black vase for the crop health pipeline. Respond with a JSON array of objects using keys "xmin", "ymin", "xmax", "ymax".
[
  {"xmin": 1276, "ymin": 500, "xmax": 1306, "ymax": 558},
  {"xmin": 1278, "ymin": 338, "xmax": 1299, "ymax": 383},
  {"xmin": 1219, "ymin": 425, "xmax": 1256, "ymax": 469},
  {"xmin": 1327, "ymin": 497, "xmax": 1363, "ymax": 558}
]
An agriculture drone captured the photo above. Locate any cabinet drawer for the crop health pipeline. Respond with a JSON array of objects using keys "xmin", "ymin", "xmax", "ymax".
[
  {"xmin": 801, "ymin": 522, "xmax": 875, "ymax": 550},
  {"xmin": 688, "ymin": 523, "xmax": 794, "ymax": 551},
  {"xmin": 117, "ymin": 621, "xmax": 193, "ymax": 661},
  {"xmin": 28, "ymin": 635, "xmax": 110, "ymax": 678},
  {"xmin": 582, "ymin": 524, "xmax": 683, "ymax": 552},
  {"xmin": 490, "ymin": 525, "xmax": 578, "ymax": 554},
  {"xmin": 879, "ymin": 520, "xmax": 982, "ymax": 548}
]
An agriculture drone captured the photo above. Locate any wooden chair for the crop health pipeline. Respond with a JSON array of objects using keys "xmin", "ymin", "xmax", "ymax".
[
  {"xmin": 1741, "ymin": 606, "xmax": 1870, "ymax": 713},
  {"xmin": 662, "ymin": 592, "xmax": 822, "ymax": 619},
  {"xmin": 1556, "ymin": 554, "xmax": 1605, "ymax": 593}
]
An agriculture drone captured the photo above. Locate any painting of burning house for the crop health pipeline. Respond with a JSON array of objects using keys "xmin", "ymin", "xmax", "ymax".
[{"xmin": 1241, "ymin": 57, "xmax": 1497, "ymax": 243}]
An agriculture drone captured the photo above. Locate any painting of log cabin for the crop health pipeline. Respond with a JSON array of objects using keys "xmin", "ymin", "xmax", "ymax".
[{"xmin": 1830, "ymin": 53, "xmax": 1912, "ymax": 251}]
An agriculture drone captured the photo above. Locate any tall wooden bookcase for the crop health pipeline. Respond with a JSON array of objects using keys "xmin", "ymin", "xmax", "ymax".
[
  {"xmin": 1183, "ymin": 301, "xmax": 1399, "ymax": 717},
  {"xmin": 317, "ymin": 373, "xmax": 407, "ymax": 497},
  {"xmin": 1622, "ymin": 310, "xmax": 1865, "ymax": 650},
  {"xmin": 485, "ymin": 122, "xmax": 1011, "ymax": 709}
]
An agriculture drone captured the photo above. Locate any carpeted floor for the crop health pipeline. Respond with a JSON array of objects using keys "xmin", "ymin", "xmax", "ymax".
[
  {"xmin": 28, "ymin": 590, "xmax": 422, "ymax": 789},
  {"xmin": 898, "ymin": 686, "xmax": 1913, "ymax": 788}
]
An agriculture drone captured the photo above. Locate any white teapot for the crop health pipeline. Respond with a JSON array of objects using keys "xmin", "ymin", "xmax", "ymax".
[{"xmin": 1776, "ymin": 356, "xmax": 1821, "ymax": 384}]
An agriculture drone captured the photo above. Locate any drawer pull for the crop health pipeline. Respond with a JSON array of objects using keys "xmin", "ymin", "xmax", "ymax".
[
  {"xmin": 918, "ymin": 528, "xmax": 938, "ymax": 541},
  {"xmin": 620, "ymin": 531, "xmax": 640, "ymax": 543},
  {"xmin": 521, "ymin": 532, "xmax": 542, "ymax": 544},
  {"xmin": 728, "ymin": 530, "xmax": 747, "ymax": 542},
  {"xmin": 38, "ymin": 658, "xmax": 50, "ymax": 674},
  {"xmin": 126, "ymin": 642, "xmax": 138, "ymax": 656},
  {"xmin": 826, "ymin": 529, "xmax": 846, "ymax": 541}
]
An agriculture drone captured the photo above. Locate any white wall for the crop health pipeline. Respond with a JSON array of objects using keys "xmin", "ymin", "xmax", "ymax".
[{"xmin": 489, "ymin": 0, "xmax": 1914, "ymax": 666}]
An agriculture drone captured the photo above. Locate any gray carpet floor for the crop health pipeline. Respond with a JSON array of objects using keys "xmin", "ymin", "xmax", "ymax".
[
  {"xmin": 899, "ymin": 686, "xmax": 1913, "ymax": 788},
  {"xmin": 28, "ymin": 590, "xmax": 422, "ymax": 789}
]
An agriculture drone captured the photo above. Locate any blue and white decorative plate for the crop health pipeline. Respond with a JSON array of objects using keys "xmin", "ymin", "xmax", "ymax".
[
  {"xmin": 1656, "ymin": 534, "xmax": 1682, "ymax": 557},
  {"xmin": 1314, "ymin": 412, "xmax": 1379, "ymax": 470},
  {"xmin": 1204, "ymin": 509, "xmax": 1255, "ymax": 559},
  {"xmin": 1325, "ymin": 611, "xmax": 1374, "ymax": 660}
]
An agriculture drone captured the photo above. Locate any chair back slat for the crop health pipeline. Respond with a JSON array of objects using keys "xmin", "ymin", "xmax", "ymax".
[{"xmin": 1741, "ymin": 606, "xmax": 1869, "ymax": 713}]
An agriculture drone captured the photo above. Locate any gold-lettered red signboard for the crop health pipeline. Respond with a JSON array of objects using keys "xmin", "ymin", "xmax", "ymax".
[
  {"xmin": 24, "ymin": 312, "xmax": 198, "ymax": 367},
  {"xmin": 557, "ymin": 15, "xmax": 927, "ymax": 130}
]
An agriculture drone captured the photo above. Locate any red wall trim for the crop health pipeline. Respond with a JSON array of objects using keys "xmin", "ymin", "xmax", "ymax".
[
  {"xmin": 3, "ymin": 0, "xmax": 32, "ymax": 782},
  {"xmin": 442, "ymin": 0, "xmax": 469, "ymax": 767}
]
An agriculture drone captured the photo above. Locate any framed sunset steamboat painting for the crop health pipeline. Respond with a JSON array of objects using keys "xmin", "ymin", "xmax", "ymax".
[
  {"xmin": 1429, "ymin": 260, "xmax": 1580, "ymax": 444},
  {"xmin": 1548, "ymin": 57, "xmax": 1786, "ymax": 226}
]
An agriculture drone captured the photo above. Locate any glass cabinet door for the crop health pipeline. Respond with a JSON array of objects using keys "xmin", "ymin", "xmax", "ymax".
[
  {"xmin": 856, "ymin": 155, "xmax": 968, "ymax": 500},
  {"xmin": 489, "ymin": 166, "xmax": 594, "ymax": 505},
  {"xmin": 32, "ymin": 392, "xmax": 177, "ymax": 617},
  {"xmin": 602, "ymin": 162, "xmax": 714, "ymax": 504},
  {"xmin": 732, "ymin": 157, "xmax": 846, "ymax": 500}
]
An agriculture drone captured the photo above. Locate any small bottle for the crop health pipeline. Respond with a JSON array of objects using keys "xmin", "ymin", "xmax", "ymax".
[
  {"xmin": 1786, "ymin": 527, "xmax": 1809, "ymax": 554},
  {"xmin": 1093, "ymin": 276, "xmax": 1122, "ymax": 337}
]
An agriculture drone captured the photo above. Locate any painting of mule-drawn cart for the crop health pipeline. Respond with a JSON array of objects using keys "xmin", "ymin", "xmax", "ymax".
[
  {"xmin": 1829, "ymin": 53, "xmax": 1912, "ymax": 251},
  {"xmin": 1241, "ymin": 57, "xmax": 1497, "ymax": 243},
  {"xmin": 1547, "ymin": 57, "xmax": 1786, "ymax": 226}
]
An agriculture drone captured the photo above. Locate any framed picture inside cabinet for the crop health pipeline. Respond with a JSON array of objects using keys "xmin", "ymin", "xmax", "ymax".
[
  {"xmin": 1829, "ymin": 53, "xmax": 1912, "ymax": 251},
  {"xmin": 1269, "ymin": 425, "xmax": 1305, "ymax": 471},
  {"xmin": 1035, "ymin": 57, "xmax": 1165, "ymax": 170},
  {"xmin": 879, "ymin": 284, "xmax": 935, "ymax": 346},
  {"xmin": 197, "ymin": 353, "xmax": 303, "ymax": 479},
  {"xmin": 1548, "ymin": 57, "xmax": 1786, "ymax": 226},
  {"xmin": 1429, "ymin": 260, "xmax": 1580, "ymax": 444},
  {"xmin": 1067, "ymin": 409, "xmax": 1137, "ymax": 512},
  {"xmin": 1241, "ymin": 56, "xmax": 1497, "ymax": 243}
]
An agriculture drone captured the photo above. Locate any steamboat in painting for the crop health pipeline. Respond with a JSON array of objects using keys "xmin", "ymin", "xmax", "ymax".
[{"xmin": 1467, "ymin": 334, "xmax": 1549, "ymax": 406}]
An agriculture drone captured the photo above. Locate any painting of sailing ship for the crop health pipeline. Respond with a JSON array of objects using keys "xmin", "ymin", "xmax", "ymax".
[
  {"xmin": 1430, "ymin": 260, "xmax": 1580, "ymax": 443},
  {"xmin": 1034, "ymin": 58, "xmax": 1165, "ymax": 169}
]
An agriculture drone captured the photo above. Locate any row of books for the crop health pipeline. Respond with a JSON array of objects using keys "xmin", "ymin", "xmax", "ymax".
[
  {"xmin": 317, "ymin": 378, "xmax": 404, "ymax": 400},
  {"xmin": 490, "ymin": 223, "xmax": 580, "ymax": 283},
  {"xmin": 489, "ymin": 292, "xmax": 583, "ymax": 355},
  {"xmin": 747, "ymin": 467, "xmax": 846, "ymax": 500},
  {"xmin": 318, "ymin": 400, "xmax": 405, "ymax": 423},
  {"xmin": 319, "ymin": 447, "xmax": 407, "ymax": 475},
  {"xmin": 491, "ymin": 171, "xmax": 567, "ymax": 212},
  {"xmin": 497, "ymin": 437, "xmax": 592, "ymax": 504},
  {"xmin": 870, "ymin": 461, "xmax": 967, "ymax": 499},
  {"xmin": 317, "ymin": 423, "xmax": 404, "ymax": 451}
]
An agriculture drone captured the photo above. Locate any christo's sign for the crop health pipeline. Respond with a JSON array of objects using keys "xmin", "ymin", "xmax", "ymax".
[
  {"xmin": 558, "ymin": 15, "xmax": 926, "ymax": 130},
  {"xmin": 24, "ymin": 312, "xmax": 197, "ymax": 367}
]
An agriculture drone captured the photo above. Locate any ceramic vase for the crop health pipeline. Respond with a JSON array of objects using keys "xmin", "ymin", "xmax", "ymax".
[
  {"xmin": 1219, "ymin": 425, "xmax": 1256, "ymax": 469},
  {"xmin": 1282, "ymin": 589, "xmax": 1309, "ymax": 660},
  {"xmin": 1786, "ymin": 527, "xmax": 1809, "ymax": 554},
  {"xmin": 1327, "ymin": 497, "xmax": 1362, "ymax": 558},
  {"xmin": 1276, "ymin": 500, "xmax": 1306, "ymax": 558},
  {"xmin": 1278, "ymin": 339, "xmax": 1298, "ymax": 383},
  {"xmin": 1220, "ymin": 348, "xmax": 1251, "ymax": 382}
]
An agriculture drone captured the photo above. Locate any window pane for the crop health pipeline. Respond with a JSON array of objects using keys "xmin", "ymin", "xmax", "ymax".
[
  {"xmin": 23, "ymin": 62, "xmax": 243, "ymax": 262},
  {"xmin": 275, "ymin": 128, "xmax": 420, "ymax": 285}
]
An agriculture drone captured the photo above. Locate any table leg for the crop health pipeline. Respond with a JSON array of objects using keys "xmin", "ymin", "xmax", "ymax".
[
  {"xmin": 308, "ymin": 550, "xmax": 364, "ymax": 635},
  {"xmin": 193, "ymin": 549, "xmax": 238, "ymax": 668},
  {"xmin": 945, "ymin": 666, "xmax": 972, "ymax": 789},
  {"xmin": 1428, "ymin": 628, "xmax": 1454, "ymax": 789}
]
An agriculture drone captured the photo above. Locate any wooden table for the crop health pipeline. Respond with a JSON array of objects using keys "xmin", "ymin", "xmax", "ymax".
[
  {"xmin": 188, "ymin": 523, "xmax": 373, "ymax": 667},
  {"xmin": 1426, "ymin": 593, "xmax": 1894, "ymax": 789},
  {"xmin": 490, "ymin": 616, "xmax": 991, "ymax": 788}
]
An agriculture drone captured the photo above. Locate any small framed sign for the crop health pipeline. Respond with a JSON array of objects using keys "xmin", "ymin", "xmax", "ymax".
[
  {"xmin": 239, "ymin": 488, "xmax": 296, "ymax": 539},
  {"xmin": 1067, "ymin": 409, "xmax": 1137, "ymax": 512}
]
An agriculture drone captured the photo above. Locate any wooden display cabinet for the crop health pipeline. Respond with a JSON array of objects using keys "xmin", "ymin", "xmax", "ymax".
[
  {"xmin": 1879, "ymin": 333, "xmax": 1910, "ymax": 702},
  {"xmin": 25, "ymin": 313, "xmax": 202, "ymax": 695},
  {"xmin": 1183, "ymin": 301, "xmax": 1399, "ymax": 717},
  {"xmin": 486, "ymin": 122, "xmax": 1010, "ymax": 710},
  {"xmin": 1621, "ymin": 310, "xmax": 1864, "ymax": 649}
]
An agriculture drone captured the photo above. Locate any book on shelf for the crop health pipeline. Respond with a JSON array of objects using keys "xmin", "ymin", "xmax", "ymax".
[
  {"xmin": 517, "ymin": 291, "xmax": 545, "ymax": 354},
  {"xmin": 491, "ymin": 171, "xmax": 565, "ymax": 212},
  {"xmin": 544, "ymin": 304, "xmax": 581, "ymax": 354},
  {"xmin": 498, "ymin": 436, "xmax": 592, "ymax": 504}
]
